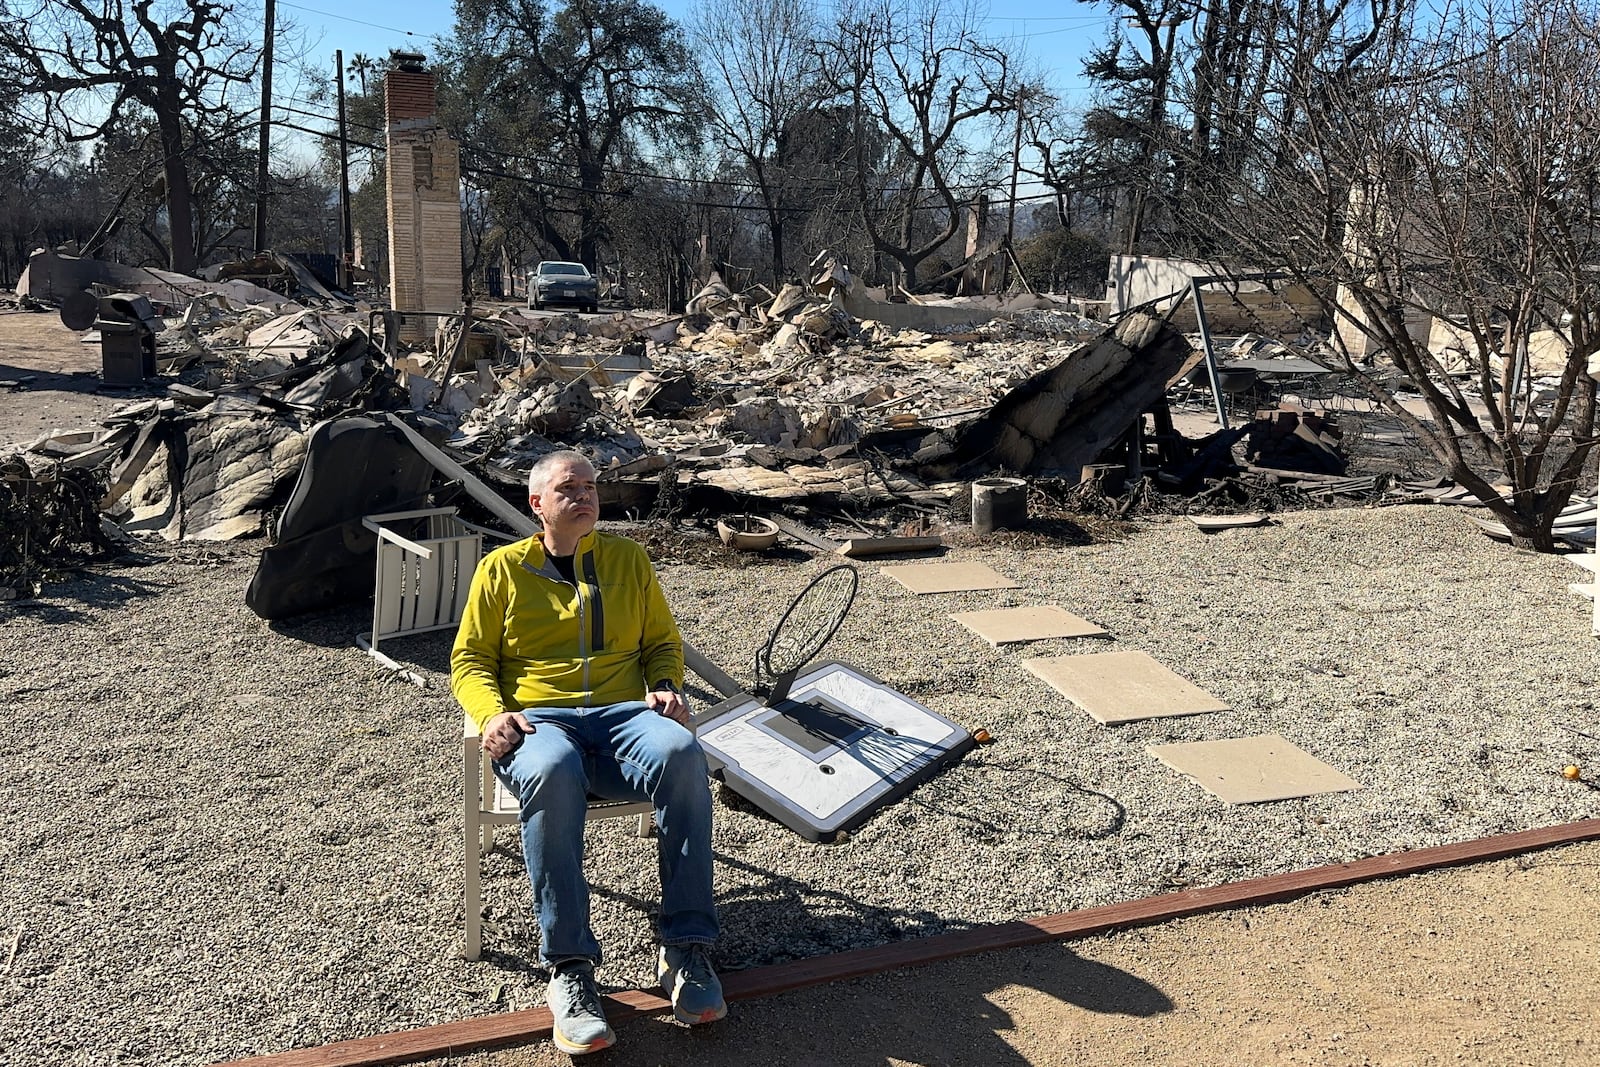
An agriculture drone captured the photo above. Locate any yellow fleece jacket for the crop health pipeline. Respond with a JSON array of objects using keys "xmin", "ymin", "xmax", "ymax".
[{"xmin": 450, "ymin": 529, "xmax": 684, "ymax": 731}]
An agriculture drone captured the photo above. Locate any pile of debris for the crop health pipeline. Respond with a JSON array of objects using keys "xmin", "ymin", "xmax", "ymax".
[
  {"xmin": 5, "ymin": 241, "xmax": 1378, "ymax": 579},
  {"xmin": 0, "ymin": 457, "xmax": 121, "ymax": 598},
  {"xmin": 1244, "ymin": 409, "xmax": 1346, "ymax": 475}
]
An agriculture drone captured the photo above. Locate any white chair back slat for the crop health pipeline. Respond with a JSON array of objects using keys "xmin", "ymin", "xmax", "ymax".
[
  {"xmin": 363, "ymin": 509, "xmax": 485, "ymax": 654},
  {"xmin": 411, "ymin": 542, "xmax": 445, "ymax": 631},
  {"xmin": 452, "ymin": 536, "xmax": 481, "ymax": 623},
  {"xmin": 376, "ymin": 542, "xmax": 407, "ymax": 637}
]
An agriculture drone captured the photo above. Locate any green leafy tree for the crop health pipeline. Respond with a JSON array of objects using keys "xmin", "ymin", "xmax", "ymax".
[{"xmin": 1016, "ymin": 222, "xmax": 1110, "ymax": 295}]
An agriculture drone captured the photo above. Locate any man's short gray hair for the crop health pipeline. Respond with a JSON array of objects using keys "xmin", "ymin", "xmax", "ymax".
[{"xmin": 528, "ymin": 449, "xmax": 595, "ymax": 495}]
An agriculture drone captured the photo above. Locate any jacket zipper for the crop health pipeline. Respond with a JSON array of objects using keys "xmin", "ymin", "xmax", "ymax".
[
  {"xmin": 576, "ymin": 563, "xmax": 591, "ymax": 703},
  {"xmin": 523, "ymin": 545, "xmax": 592, "ymax": 704}
]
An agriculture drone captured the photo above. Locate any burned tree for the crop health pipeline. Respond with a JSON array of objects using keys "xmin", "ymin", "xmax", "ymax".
[
  {"xmin": 1049, "ymin": 0, "xmax": 1392, "ymax": 256},
  {"xmin": 692, "ymin": 0, "xmax": 825, "ymax": 285},
  {"xmin": 1184, "ymin": 0, "xmax": 1600, "ymax": 550},
  {"xmin": 0, "ymin": 0, "xmax": 260, "ymax": 273},
  {"xmin": 819, "ymin": 0, "xmax": 1020, "ymax": 289}
]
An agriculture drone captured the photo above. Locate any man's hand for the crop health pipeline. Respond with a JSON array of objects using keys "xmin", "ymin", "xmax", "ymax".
[
  {"xmin": 483, "ymin": 710, "xmax": 531, "ymax": 760},
  {"xmin": 646, "ymin": 685, "xmax": 690, "ymax": 727}
]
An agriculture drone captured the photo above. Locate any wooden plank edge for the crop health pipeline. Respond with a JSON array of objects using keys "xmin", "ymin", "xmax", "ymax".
[
  {"xmin": 213, "ymin": 816, "xmax": 1600, "ymax": 1067},
  {"xmin": 836, "ymin": 535, "xmax": 945, "ymax": 558},
  {"xmin": 767, "ymin": 516, "xmax": 840, "ymax": 552}
]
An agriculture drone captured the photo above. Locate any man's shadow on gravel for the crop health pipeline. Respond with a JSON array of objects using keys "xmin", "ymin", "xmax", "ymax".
[
  {"xmin": 585, "ymin": 845, "xmax": 970, "ymax": 964},
  {"xmin": 584, "ymin": 762, "xmax": 1127, "ymax": 973},
  {"xmin": 602, "ymin": 940, "xmax": 1172, "ymax": 1066}
]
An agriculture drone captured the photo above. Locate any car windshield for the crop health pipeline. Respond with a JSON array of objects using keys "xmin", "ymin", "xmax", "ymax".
[{"xmin": 540, "ymin": 263, "xmax": 588, "ymax": 277}]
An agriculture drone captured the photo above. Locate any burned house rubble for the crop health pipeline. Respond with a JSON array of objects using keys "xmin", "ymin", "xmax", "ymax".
[{"xmin": 3, "ymin": 245, "xmax": 1430, "ymax": 598}]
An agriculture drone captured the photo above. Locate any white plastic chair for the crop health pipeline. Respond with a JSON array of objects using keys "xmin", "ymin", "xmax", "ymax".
[
  {"xmin": 357, "ymin": 507, "xmax": 485, "ymax": 680},
  {"xmin": 463, "ymin": 714, "xmax": 661, "ymax": 961}
]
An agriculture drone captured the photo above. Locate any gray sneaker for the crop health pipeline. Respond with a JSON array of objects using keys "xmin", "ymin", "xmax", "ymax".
[
  {"xmin": 657, "ymin": 944, "xmax": 727, "ymax": 1025},
  {"xmin": 546, "ymin": 960, "xmax": 615, "ymax": 1055}
]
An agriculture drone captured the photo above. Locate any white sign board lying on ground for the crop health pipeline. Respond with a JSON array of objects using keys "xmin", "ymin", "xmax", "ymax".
[{"xmin": 695, "ymin": 661, "xmax": 975, "ymax": 842}]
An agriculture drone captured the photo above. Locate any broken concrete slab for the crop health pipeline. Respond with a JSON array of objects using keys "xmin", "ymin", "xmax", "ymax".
[
  {"xmin": 913, "ymin": 311, "xmax": 1192, "ymax": 478},
  {"xmin": 695, "ymin": 460, "xmax": 942, "ymax": 506}
]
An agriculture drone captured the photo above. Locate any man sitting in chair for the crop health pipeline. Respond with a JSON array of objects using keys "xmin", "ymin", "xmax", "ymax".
[{"xmin": 451, "ymin": 449, "xmax": 724, "ymax": 1055}]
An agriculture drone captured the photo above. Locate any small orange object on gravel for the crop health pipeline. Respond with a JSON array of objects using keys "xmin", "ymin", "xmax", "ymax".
[
  {"xmin": 1563, "ymin": 765, "xmax": 1583, "ymax": 780},
  {"xmin": 973, "ymin": 728, "xmax": 993, "ymax": 743}
]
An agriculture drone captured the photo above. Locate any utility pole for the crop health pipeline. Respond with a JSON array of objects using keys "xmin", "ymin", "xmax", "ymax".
[
  {"xmin": 336, "ymin": 49, "xmax": 354, "ymax": 286},
  {"xmin": 254, "ymin": 0, "xmax": 276, "ymax": 253},
  {"xmin": 1000, "ymin": 88, "xmax": 1027, "ymax": 293}
]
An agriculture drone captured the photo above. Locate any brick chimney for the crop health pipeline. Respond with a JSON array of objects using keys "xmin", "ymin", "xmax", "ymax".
[{"xmin": 384, "ymin": 53, "xmax": 462, "ymax": 343}]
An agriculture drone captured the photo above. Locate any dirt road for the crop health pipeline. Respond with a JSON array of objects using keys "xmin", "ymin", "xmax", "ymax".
[{"xmin": 0, "ymin": 308, "xmax": 129, "ymax": 448}]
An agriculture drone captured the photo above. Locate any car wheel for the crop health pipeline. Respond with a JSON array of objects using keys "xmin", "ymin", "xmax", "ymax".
[{"xmin": 585, "ymin": 302, "xmax": 598, "ymax": 315}]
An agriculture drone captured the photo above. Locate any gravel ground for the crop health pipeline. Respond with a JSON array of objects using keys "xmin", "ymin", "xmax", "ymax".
[{"xmin": 4, "ymin": 503, "xmax": 1600, "ymax": 1065}]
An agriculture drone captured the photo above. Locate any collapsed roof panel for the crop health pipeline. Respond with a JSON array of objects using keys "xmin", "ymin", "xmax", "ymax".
[{"xmin": 912, "ymin": 311, "xmax": 1192, "ymax": 478}]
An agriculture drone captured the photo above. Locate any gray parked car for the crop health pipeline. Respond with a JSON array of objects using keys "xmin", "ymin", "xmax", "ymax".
[{"xmin": 530, "ymin": 260, "xmax": 598, "ymax": 313}]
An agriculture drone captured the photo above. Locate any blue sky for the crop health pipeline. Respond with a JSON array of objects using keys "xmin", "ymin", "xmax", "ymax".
[
  {"xmin": 271, "ymin": 0, "xmax": 1109, "ymax": 204},
  {"xmin": 276, "ymin": 0, "xmax": 1108, "ymax": 110}
]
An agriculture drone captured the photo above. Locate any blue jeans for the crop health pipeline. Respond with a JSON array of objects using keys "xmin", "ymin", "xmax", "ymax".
[{"xmin": 492, "ymin": 700, "xmax": 719, "ymax": 966}]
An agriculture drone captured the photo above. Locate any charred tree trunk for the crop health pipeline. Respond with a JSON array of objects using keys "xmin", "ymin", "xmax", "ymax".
[{"xmin": 154, "ymin": 87, "xmax": 197, "ymax": 274}]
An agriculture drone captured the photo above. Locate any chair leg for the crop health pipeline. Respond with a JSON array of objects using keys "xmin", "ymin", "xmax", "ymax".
[
  {"xmin": 634, "ymin": 811, "xmax": 653, "ymax": 838},
  {"xmin": 464, "ymin": 744, "xmax": 484, "ymax": 961},
  {"xmin": 465, "ymin": 838, "xmax": 483, "ymax": 961}
]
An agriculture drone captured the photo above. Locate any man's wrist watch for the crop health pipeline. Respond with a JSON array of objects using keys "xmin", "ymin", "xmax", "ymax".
[{"xmin": 653, "ymin": 679, "xmax": 680, "ymax": 694}]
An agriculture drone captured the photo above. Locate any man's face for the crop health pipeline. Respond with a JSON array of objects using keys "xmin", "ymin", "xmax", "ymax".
[{"xmin": 529, "ymin": 459, "xmax": 599, "ymax": 538}]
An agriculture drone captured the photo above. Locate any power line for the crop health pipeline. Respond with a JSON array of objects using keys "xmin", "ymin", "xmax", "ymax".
[
  {"xmin": 277, "ymin": 95, "xmax": 998, "ymax": 199},
  {"xmin": 277, "ymin": 0, "xmax": 436, "ymax": 40},
  {"xmin": 279, "ymin": 101, "xmax": 382, "ymax": 135},
  {"xmin": 991, "ymin": 22, "xmax": 1104, "ymax": 42},
  {"xmin": 978, "ymin": 13, "xmax": 1106, "ymax": 23},
  {"xmin": 273, "ymin": 117, "xmax": 1065, "ymax": 212}
]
